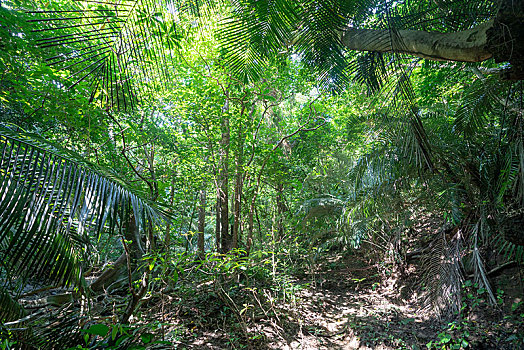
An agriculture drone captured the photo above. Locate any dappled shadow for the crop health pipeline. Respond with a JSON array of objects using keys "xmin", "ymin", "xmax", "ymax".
[{"xmin": 134, "ymin": 252, "xmax": 523, "ymax": 349}]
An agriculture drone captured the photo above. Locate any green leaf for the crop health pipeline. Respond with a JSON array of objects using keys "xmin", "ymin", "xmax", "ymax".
[
  {"xmin": 439, "ymin": 333, "xmax": 451, "ymax": 344},
  {"xmin": 115, "ymin": 334, "xmax": 131, "ymax": 346},
  {"xmin": 511, "ymin": 301, "xmax": 522, "ymax": 312},
  {"xmin": 83, "ymin": 324, "xmax": 109, "ymax": 337},
  {"xmin": 141, "ymin": 333, "xmax": 153, "ymax": 344},
  {"xmin": 111, "ymin": 325, "xmax": 118, "ymax": 341}
]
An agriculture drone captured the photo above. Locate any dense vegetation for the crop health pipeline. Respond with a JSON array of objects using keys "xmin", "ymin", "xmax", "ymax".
[{"xmin": 1, "ymin": 0, "xmax": 523, "ymax": 349}]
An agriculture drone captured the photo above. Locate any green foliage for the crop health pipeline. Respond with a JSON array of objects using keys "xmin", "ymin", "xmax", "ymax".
[
  {"xmin": 0, "ymin": 126, "xmax": 168, "ymax": 285},
  {"xmin": 426, "ymin": 320, "xmax": 471, "ymax": 349},
  {"xmin": 425, "ymin": 281, "xmax": 524, "ymax": 349},
  {"xmin": 0, "ymin": 126, "xmax": 171, "ymax": 348},
  {"xmin": 1, "ymin": 0, "xmax": 523, "ymax": 349},
  {"xmin": 65, "ymin": 322, "xmax": 167, "ymax": 350}
]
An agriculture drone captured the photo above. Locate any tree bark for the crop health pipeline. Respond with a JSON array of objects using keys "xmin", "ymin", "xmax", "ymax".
[
  {"xmin": 232, "ymin": 116, "xmax": 246, "ymax": 251},
  {"xmin": 218, "ymin": 100, "xmax": 232, "ymax": 253},
  {"xmin": 232, "ymin": 171, "xmax": 242, "ymax": 250},
  {"xmin": 246, "ymin": 190, "xmax": 256, "ymax": 255},
  {"xmin": 340, "ymin": 0, "xmax": 524, "ymax": 79},
  {"xmin": 340, "ymin": 20, "xmax": 494, "ymax": 63},
  {"xmin": 197, "ymin": 188, "xmax": 206, "ymax": 257},
  {"xmin": 89, "ymin": 252, "xmax": 127, "ymax": 292},
  {"xmin": 275, "ymin": 183, "xmax": 286, "ymax": 240},
  {"xmin": 89, "ymin": 212, "xmax": 143, "ymax": 293},
  {"xmin": 123, "ymin": 212, "xmax": 143, "ymax": 269},
  {"xmin": 215, "ymin": 200, "xmax": 221, "ymax": 251},
  {"xmin": 163, "ymin": 174, "xmax": 175, "ymax": 263}
]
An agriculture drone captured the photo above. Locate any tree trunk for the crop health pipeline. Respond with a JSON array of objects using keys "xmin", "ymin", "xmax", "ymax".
[
  {"xmin": 89, "ymin": 252, "xmax": 127, "ymax": 292},
  {"xmin": 232, "ymin": 172, "xmax": 242, "ymax": 250},
  {"xmin": 90, "ymin": 213, "xmax": 142, "ymax": 293},
  {"xmin": 232, "ymin": 121, "xmax": 246, "ymax": 251},
  {"xmin": 340, "ymin": 0, "xmax": 524, "ymax": 78},
  {"xmin": 246, "ymin": 183, "xmax": 257, "ymax": 255},
  {"xmin": 197, "ymin": 189, "xmax": 206, "ymax": 257},
  {"xmin": 184, "ymin": 197, "xmax": 197, "ymax": 253},
  {"xmin": 275, "ymin": 183, "xmax": 286, "ymax": 240},
  {"xmin": 218, "ymin": 100, "xmax": 232, "ymax": 253},
  {"xmin": 340, "ymin": 20, "xmax": 494, "ymax": 63},
  {"xmin": 123, "ymin": 212, "xmax": 143, "ymax": 270},
  {"xmin": 163, "ymin": 174, "xmax": 175, "ymax": 254},
  {"xmin": 215, "ymin": 200, "xmax": 221, "ymax": 251}
]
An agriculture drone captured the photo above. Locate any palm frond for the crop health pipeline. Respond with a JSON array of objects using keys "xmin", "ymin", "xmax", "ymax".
[
  {"xmin": 218, "ymin": 0, "xmax": 297, "ymax": 82},
  {"xmin": 372, "ymin": 0, "xmax": 497, "ymax": 32},
  {"xmin": 29, "ymin": 309, "xmax": 83, "ymax": 350},
  {"xmin": 0, "ymin": 287, "xmax": 24, "ymax": 323},
  {"xmin": 516, "ymin": 126, "xmax": 524, "ymax": 205},
  {"xmin": 27, "ymin": 0, "xmax": 206, "ymax": 111},
  {"xmin": 3, "ymin": 304, "xmax": 83, "ymax": 350},
  {"xmin": 0, "ymin": 126, "xmax": 168, "ymax": 288},
  {"xmin": 421, "ymin": 228, "xmax": 464, "ymax": 315},
  {"xmin": 470, "ymin": 221, "xmax": 496, "ymax": 304},
  {"xmin": 454, "ymin": 76, "xmax": 500, "ymax": 135},
  {"xmin": 348, "ymin": 51, "xmax": 388, "ymax": 95}
]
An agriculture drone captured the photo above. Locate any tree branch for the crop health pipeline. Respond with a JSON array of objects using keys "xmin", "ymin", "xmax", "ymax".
[{"xmin": 341, "ymin": 20, "xmax": 494, "ymax": 63}]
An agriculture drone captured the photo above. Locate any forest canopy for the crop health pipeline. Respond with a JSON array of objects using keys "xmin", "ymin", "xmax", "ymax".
[{"xmin": 0, "ymin": 0, "xmax": 523, "ymax": 349}]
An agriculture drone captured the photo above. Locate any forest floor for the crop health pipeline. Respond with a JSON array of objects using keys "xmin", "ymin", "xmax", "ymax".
[{"xmin": 136, "ymin": 252, "xmax": 524, "ymax": 350}]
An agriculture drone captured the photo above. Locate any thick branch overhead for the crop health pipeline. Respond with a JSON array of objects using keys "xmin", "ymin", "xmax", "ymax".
[{"xmin": 340, "ymin": 20, "xmax": 494, "ymax": 63}]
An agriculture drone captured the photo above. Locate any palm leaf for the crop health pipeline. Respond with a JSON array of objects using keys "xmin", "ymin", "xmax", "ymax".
[
  {"xmin": 421, "ymin": 228, "xmax": 464, "ymax": 315},
  {"xmin": 218, "ymin": 0, "xmax": 297, "ymax": 82},
  {"xmin": 27, "ymin": 0, "xmax": 207, "ymax": 111},
  {"xmin": 0, "ymin": 126, "xmax": 171, "ymax": 348},
  {"xmin": 2, "ymin": 304, "xmax": 84, "ymax": 350},
  {"xmin": 0, "ymin": 287, "xmax": 24, "ymax": 323},
  {"xmin": 469, "ymin": 220, "xmax": 497, "ymax": 304},
  {"xmin": 0, "ymin": 126, "xmax": 169, "ymax": 288}
]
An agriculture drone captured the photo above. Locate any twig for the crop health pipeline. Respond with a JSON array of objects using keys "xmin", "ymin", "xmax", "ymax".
[
  {"xmin": 19, "ymin": 285, "xmax": 56, "ymax": 298},
  {"xmin": 466, "ymin": 261, "xmax": 518, "ymax": 279}
]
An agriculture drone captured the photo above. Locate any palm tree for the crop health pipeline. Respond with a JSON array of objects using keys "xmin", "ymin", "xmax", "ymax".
[
  {"xmin": 0, "ymin": 126, "xmax": 168, "ymax": 348},
  {"xmin": 298, "ymin": 65, "xmax": 523, "ymax": 314},
  {"xmin": 3, "ymin": 0, "xmax": 521, "ymax": 340},
  {"xmin": 19, "ymin": 0, "xmax": 523, "ymax": 113}
]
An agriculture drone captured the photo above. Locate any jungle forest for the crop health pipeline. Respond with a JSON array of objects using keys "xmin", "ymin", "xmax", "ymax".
[{"xmin": 0, "ymin": 0, "xmax": 523, "ymax": 348}]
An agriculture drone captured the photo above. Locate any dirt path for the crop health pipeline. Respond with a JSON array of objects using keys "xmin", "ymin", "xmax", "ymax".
[
  {"xmin": 264, "ymin": 261, "xmax": 437, "ymax": 349},
  {"xmin": 147, "ymin": 254, "xmax": 522, "ymax": 349}
]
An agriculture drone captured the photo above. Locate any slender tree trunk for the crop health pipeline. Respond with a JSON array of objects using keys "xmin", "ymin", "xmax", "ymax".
[
  {"xmin": 123, "ymin": 212, "xmax": 143, "ymax": 269},
  {"xmin": 163, "ymin": 174, "xmax": 175, "ymax": 253},
  {"xmin": 232, "ymin": 172, "xmax": 242, "ymax": 250},
  {"xmin": 197, "ymin": 188, "xmax": 206, "ymax": 257},
  {"xmin": 232, "ymin": 122, "xmax": 246, "ymax": 250},
  {"xmin": 275, "ymin": 183, "xmax": 286, "ymax": 240},
  {"xmin": 246, "ymin": 188, "xmax": 256, "ymax": 255},
  {"xmin": 245, "ymin": 120, "xmax": 325, "ymax": 254},
  {"xmin": 185, "ymin": 197, "xmax": 197, "ymax": 253},
  {"xmin": 218, "ymin": 100, "xmax": 232, "ymax": 253},
  {"xmin": 215, "ymin": 200, "xmax": 221, "ymax": 252}
]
